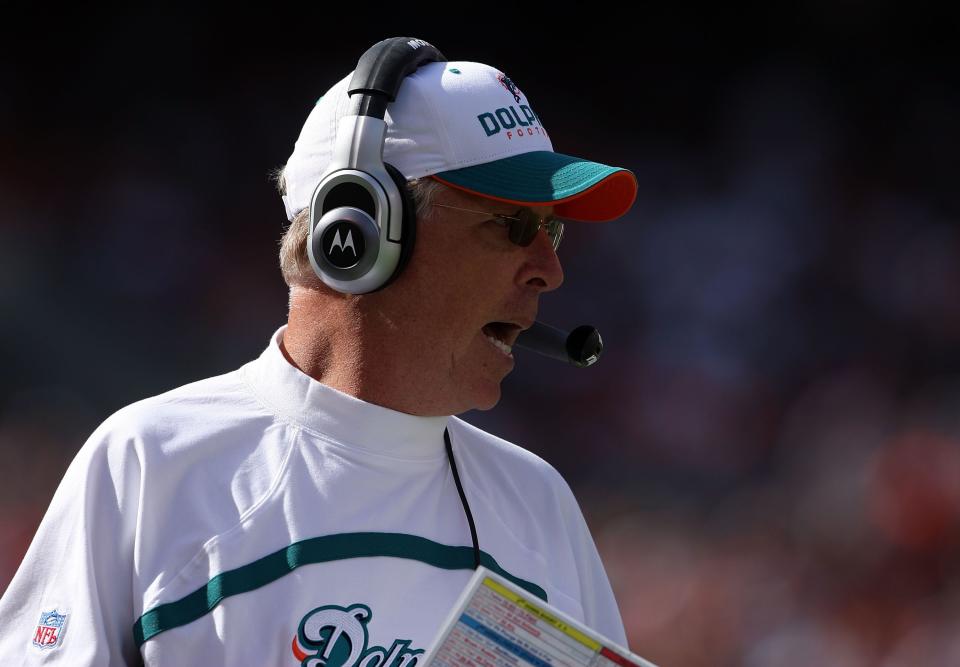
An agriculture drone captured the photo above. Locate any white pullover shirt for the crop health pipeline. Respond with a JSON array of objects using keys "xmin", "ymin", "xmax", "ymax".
[{"xmin": 0, "ymin": 325, "xmax": 627, "ymax": 666}]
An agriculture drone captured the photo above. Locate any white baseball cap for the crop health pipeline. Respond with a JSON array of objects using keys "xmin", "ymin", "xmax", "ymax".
[{"xmin": 280, "ymin": 60, "xmax": 638, "ymax": 224}]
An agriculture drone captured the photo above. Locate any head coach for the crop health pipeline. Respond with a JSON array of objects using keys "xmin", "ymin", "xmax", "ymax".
[{"xmin": 0, "ymin": 37, "xmax": 639, "ymax": 665}]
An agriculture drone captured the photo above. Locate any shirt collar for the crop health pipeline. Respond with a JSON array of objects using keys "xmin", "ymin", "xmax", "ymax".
[{"xmin": 242, "ymin": 325, "xmax": 451, "ymax": 460}]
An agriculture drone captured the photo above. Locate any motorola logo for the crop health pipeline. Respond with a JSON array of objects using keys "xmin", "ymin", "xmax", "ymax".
[
  {"xmin": 329, "ymin": 228, "xmax": 356, "ymax": 255},
  {"xmin": 322, "ymin": 221, "xmax": 365, "ymax": 269}
]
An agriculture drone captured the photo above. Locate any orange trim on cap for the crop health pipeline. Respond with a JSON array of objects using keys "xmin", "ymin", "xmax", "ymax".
[
  {"xmin": 427, "ymin": 170, "xmax": 638, "ymax": 222},
  {"xmin": 555, "ymin": 170, "xmax": 639, "ymax": 222}
]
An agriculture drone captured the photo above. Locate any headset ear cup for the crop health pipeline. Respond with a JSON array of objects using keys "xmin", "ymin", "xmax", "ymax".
[{"xmin": 378, "ymin": 162, "xmax": 417, "ymax": 290}]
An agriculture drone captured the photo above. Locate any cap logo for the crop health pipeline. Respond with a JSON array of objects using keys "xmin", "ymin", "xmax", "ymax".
[
  {"xmin": 497, "ymin": 72, "xmax": 523, "ymax": 103},
  {"xmin": 477, "ymin": 71, "xmax": 548, "ymax": 140},
  {"xmin": 475, "ymin": 104, "xmax": 547, "ymax": 141}
]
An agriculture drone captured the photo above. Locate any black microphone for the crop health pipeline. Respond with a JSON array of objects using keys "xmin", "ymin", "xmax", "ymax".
[{"xmin": 513, "ymin": 321, "xmax": 603, "ymax": 367}]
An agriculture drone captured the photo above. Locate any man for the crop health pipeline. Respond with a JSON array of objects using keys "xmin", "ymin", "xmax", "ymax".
[{"xmin": 0, "ymin": 44, "xmax": 638, "ymax": 665}]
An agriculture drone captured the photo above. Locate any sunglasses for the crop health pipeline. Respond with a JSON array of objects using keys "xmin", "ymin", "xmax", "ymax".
[{"xmin": 431, "ymin": 203, "xmax": 565, "ymax": 251}]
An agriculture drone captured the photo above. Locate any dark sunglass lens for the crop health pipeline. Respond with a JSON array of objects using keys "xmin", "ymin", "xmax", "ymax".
[
  {"xmin": 511, "ymin": 210, "xmax": 539, "ymax": 246},
  {"xmin": 507, "ymin": 220, "xmax": 532, "ymax": 246}
]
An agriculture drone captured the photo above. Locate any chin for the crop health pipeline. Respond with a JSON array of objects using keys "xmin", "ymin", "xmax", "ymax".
[
  {"xmin": 468, "ymin": 380, "xmax": 503, "ymax": 412},
  {"xmin": 472, "ymin": 396, "xmax": 501, "ymax": 411}
]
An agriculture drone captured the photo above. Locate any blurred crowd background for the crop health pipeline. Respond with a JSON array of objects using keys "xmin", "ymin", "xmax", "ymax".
[{"xmin": 2, "ymin": 6, "xmax": 958, "ymax": 666}]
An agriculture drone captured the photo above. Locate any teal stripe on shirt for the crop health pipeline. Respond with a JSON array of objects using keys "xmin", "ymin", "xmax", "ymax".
[{"xmin": 133, "ymin": 531, "xmax": 548, "ymax": 647}]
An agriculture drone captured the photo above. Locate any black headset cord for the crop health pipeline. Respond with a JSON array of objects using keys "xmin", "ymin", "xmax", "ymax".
[{"xmin": 444, "ymin": 427, "xmax": 481, "ymax": 570}]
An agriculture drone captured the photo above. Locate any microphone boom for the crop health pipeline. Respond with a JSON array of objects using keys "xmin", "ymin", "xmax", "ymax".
[{"xmin": 513, "ymin": 321, "xmax": 603, "ymax": 367}]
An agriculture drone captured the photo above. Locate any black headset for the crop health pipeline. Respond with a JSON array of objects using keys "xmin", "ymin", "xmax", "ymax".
[{"xmin": 306, "ymin": 37, "xmax": 446, "ymax": 295}]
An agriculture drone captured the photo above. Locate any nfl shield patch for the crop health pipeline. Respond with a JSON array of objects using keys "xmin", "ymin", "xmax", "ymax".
[{"xmin": 33, "ymin": 609, "xmax": 69, "ymax": 649}]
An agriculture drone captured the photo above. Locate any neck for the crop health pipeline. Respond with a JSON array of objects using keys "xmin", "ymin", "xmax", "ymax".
[{"xmin": 281, "ymin": 286, "xmax": 458, "ymax": 417}]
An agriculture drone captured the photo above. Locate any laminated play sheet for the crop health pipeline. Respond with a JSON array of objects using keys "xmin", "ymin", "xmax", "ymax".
[{"xmin": 422, "ymin": 566, "xmax": 659, "ymax": 667}]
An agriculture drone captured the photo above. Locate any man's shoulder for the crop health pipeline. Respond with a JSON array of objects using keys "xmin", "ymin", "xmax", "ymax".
[
  {"xmin": 90, "ymin": 362, "xmax": 270, "ymax": 446},
  {"xmin": 447, "ymin": 417, "xmax": 585, "ymax": 548},
  {"xmin": 447, "ymin": 416, "xmax": 567, "ymax": 488}
]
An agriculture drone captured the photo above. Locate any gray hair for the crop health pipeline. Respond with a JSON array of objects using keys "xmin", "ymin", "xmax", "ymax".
[{"xmin": 269, "ymin": 167, "xmax": 446, "ymax": 289}]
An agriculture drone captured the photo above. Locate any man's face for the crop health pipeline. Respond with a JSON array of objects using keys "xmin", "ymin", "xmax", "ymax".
[{"xmin": 363, "ymin": 183, "xmax": 565, "ymax": 414}]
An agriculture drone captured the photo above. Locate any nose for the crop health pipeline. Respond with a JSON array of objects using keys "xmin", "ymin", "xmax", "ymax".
[{"xmin": 516, "ymin": 226, "xmax": 564, "ymax": 292}]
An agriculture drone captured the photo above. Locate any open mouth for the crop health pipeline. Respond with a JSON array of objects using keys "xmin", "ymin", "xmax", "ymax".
[{"xmin": 481, "ymin": 321, "xmax": 522, "ymax": 357}]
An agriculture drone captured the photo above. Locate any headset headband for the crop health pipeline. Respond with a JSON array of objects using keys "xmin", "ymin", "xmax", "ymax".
[{"xmin": 348, "ymin": 38, "xmax": 446, "ymax": 119}]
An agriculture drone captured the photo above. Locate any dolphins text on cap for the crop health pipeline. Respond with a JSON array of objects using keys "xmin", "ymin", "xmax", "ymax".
[{"xmin": 476, "ymin": 70, "xmax": 550, "ymax": 141}]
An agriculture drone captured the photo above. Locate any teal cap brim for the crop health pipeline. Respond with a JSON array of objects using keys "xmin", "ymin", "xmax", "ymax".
[{"xmin": 429, "ymin": 150, "xmax": 638, "ymax": 222}]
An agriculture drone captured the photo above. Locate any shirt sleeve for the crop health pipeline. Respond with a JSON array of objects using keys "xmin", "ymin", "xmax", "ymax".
[
  {"xmin": 0, "ymin": 415, "xmax": 143, "ymax": 666},
  {"xmin": 555, "ymin": 474, "xmax": 629, "ymax": 650}
]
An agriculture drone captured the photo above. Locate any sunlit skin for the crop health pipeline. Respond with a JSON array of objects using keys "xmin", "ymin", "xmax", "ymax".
[{"xmin": 280, "ymin": 180, "xmax": 565, "ymax": 416}]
